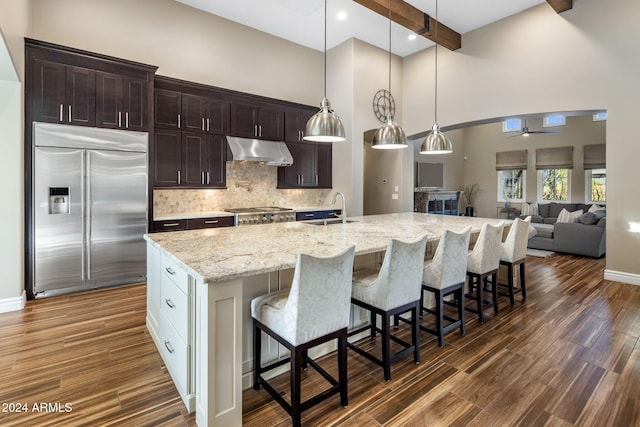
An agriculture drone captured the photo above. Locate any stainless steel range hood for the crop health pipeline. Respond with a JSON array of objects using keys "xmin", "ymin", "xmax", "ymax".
[{"xmin": 226, "ymin": 136, "xmax": 293, "ymax": 166}]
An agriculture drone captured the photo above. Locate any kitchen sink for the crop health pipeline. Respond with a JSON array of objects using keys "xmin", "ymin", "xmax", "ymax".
[{"xmin": 306, "ymin": 219, "xmax": 359, "ymax": 226}]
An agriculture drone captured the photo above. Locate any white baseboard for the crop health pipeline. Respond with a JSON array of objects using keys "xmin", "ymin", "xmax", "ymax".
[
  {"xmin": 604, "ymin": 269, "xmax": 640, "ymax": 286},
  {"xmin": 0, "ymin": 291, "xmax": 26, "ymax": 313}
]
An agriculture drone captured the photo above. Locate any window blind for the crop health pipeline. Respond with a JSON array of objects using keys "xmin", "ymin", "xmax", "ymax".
[
  {"xmin": 495, "ymin": 150, "xmax": 528, "ymax": 170},
  {"xmin": 583, "ymin": 144, "xmax": 606, "ymax": 170},
  {"xmin": 535, "ymin": 146, "xmax": 573, "ymax": 170}
]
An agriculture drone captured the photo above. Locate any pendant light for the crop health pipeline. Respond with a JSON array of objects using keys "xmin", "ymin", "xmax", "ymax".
[
  {"xmin": 304, "ymin": 0, "xmax": 346, "ymax": 143},
  {"xmin": 372, "ymin": 0, "xmax": 407, "ymax": 149},
  {"xmin": 420, "ymin": 0, "xmax": 453, "ymax": 154}
]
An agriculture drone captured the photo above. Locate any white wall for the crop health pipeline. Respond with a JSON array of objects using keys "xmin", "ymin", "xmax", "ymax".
[{"xmin": 403, "ymin": 0, "xmax": 640, "ymax": 277}]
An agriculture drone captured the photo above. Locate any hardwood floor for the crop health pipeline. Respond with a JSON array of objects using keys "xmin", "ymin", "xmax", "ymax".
[{"xmin": 1, "ymin": 253, "xmax": 638, "ymax": 426}]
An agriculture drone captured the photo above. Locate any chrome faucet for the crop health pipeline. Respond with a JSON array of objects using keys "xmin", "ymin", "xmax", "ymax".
[{"xmin": 332, "ymin": 191, "xmax": 347, "ymax": 223}]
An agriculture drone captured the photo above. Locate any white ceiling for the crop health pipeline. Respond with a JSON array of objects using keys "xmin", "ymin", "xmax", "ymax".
[{"xmin": 177, "ymin": 0, "xmax": 547, "ymax": 57}]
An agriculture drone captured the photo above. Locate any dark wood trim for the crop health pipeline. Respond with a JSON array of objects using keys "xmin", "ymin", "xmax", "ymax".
[
  {"xmin": 547, "ymin": 0, "xmax": 573, "ymax": 14},
  {"xmin": 354, "ymin": 0, "xmax": 461, "ymax": 51}
]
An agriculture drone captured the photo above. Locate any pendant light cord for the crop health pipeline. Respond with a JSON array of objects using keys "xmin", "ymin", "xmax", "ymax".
[
  {"xmin": 324, "ymin": 0, "xmax": 327, "ymax": 99},
  {"xmin": 434, "ymin": 0, "xmax": 439, "ymax": 125},
  {"xmin": 387, "ymin": 0, "xmax": 392, "ymax": 116}
]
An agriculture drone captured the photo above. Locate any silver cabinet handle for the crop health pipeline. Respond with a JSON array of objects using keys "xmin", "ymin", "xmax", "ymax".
[
  {"xmin": 202, "ymin": 117, "xmax": 205, "ymax": 131},
  {"xmin": 259, "ymin": 124, "xmax": 262, "ymax": 137},
  {"xmin": 201, "ymin": 171, "xmax": 205, "ymax": 185},
  {"xmin": 204, "ymin": 220, "xmax": 218, "ymax": 224},
  {"xmin": 163, "ymin": 223, "xmax": 180, "ymax": 227},
  {"xmin": 177, "ymin": 170, "xmax": 181, "ymax": 185},
  {"xmin": 177, "ymin": 113, "xmax": 181, "ymax": 129},
  {"xmin": 59, "ymin": 104, "xmax": 64, "ymax": 122},
  {"xmin": 118, "ymin": 111, "xmax": 122, "ymax": 128},
  {"xmin": 164, "ymin": 340, "xmax": 175, "ymax": 354},
  {"xmin": 301, "ymin": 175, "xmax": 304, "ymax": 185},
  {"xmin": 165, "ymin": 298, "xmax": 176, "ymax": 309},
  {"xmin": 315, "ymin": 175, "xmax": 318, "ymax": 185},
  {"xmin": 254, "ymin": 124, "xmax": 258, "ymax": 137},
  {"xmin": 304, "ymin": 213, "xmax": 314, "ymax": 217},
  {"xmin": 126, "ymin": 112, "xmax": 129, "ymax": 128},
  {"xmin": 68, "ymin": 105, "xmax": 72, "ymax": 122},
  {"xmin": 165, "ymin": 267, "xmax": 176, "ymax": 275},
  {"xmin": 206, "ymin": 118, "xmax": 210, "ymax": 132},
  {"xmin": 206, "ymin": 171, "xmax": 210, "ymax": 185}
]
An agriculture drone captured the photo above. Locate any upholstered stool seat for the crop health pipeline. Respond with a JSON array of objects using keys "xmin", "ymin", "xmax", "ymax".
[
  {"xmin": 348, "ymin": 235, "xmax": 428, "ymax": 381},
  {"xmin": 499, "ymin": 218, "xmax": 530, "ymax": 304},
  {"xmin": 421, "ymin": 227, "xmax": 471, "ymax": 347},
  {"xmin": 251, "ymin": 245, "xmax": 356, "ymax": 427},
  {"xmin": 465, "ymin": 222, "xmax": 504, "ymax": 324}
]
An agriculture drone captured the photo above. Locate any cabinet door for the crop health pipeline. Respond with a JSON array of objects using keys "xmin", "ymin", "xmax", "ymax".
[
  {"xmin": 206, "ymin": 99, "xmax": 229, "ymax": 134},
  {"xmin": 277, "ymin": 142, "xmax": 301, "ymax": 188},
  {"xmin": 230, "ymin": 103, "xmax": 257, "ymax": 138},
  {"xmin": 316, "ymin": 142, "xmax": 332, "ymax": 188},
  {"xmin": 154, "ymin": 129, "xmax": 182, "ymax": 187},
  {"xmin": 203, "ymin": 135, "xmax": 227, "ymax": 188},
  {"xmin": 298, "ymin": 142, "xmax": 317, "ymax": 187},
  {"xmin": 123, "ymin": 76, "xmax": 147, "ymax": 131},
  {"xmin": 182, "ymin": 94, "xmax": 207, "ymax": 132},
  {"xmin": 32, "ymin": 59, "xmax": 66, "ymax": 124},
  {"xmin": 285, "ymin": 108, "xmax": 314, "ymax": 142},
  {"xmin": 66, "ymin": 66, "xmax": 96, "ymax": 126},
  {"xmin": 257, "ymin": 107, "xmax": 284, "ymax": 141},
  {"xmin": 155, "ymin": 89, "xmax": 181, "ymax": 129},
  {"xmin": 95, "ymin": 72, "xmax": 122, "ymax": 129},
  {"xmin": 182, "ymin": 132, "xmax": 207, "ymax": 187}
]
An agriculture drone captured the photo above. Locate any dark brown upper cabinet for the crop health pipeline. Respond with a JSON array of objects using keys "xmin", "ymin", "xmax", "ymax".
[
  {"xmin": 284, "ymin": 107, "xmax": 315, "ymax": 143},
  {"xmin": 96, "ymin": 72, "xmax": 148, "ymax": 131},
  {"xmin": 154, "ymin": 90, "xmax": 229, "ymax": 134},
  {"xmin": 277, "ymin": 141, "xmax": 332, "ymax": 189},
  {"xmin": 230, "ymin": 103, "xmax": 284, "ymax": 141},
  {"xmin": 153, "ymin": 129, "xmax": 182, "ymax": 187},
  {"xmin": 32, "ymin": 59, "xmax": 96, "ymax": 127}
]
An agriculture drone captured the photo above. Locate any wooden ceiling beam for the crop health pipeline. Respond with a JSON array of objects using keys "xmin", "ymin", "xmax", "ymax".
[
  {"xmin": 547, "ymin": 0, "xmax": 573, "ymax": 14},
  {"xmin": 353, "ymin": 0, "xmax": 461, "ymax": 51}
]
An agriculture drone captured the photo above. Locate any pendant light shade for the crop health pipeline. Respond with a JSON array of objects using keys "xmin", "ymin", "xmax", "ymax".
[
  {"xmin": 372, "ymin": 0, "xmax": 407, "ymax": 149},
  {"xmin": 304, "ymin": 0, "xmax": 345, "ymax": 143},
  {"xmin": 372, "ymin": 114, "xmax": 407, "ymax": 149},
  {"xmin": 305, "ymin": 97, "xmax": 345, "ymax": 142},
  {"xmin": 420, "ymin": 0, "xmax": 452, "ymax": 155}
]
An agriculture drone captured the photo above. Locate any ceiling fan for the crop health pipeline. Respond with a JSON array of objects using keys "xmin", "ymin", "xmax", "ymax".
[{"xmin": 509, "ymin": 119, "xmax": 561, "ymax": 137}]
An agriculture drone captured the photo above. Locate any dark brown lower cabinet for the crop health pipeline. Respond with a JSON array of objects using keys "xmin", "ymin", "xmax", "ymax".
[{"xmin": 152, "ymin": 215, "xmax": 234, "ymax": 232}]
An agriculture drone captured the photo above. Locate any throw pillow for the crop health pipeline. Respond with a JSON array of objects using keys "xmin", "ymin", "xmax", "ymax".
[
  {"xmin": 521, "ymin": 202, "xmax": 538, "ymax": 216},
  {"xmin": 579, "ymin": 212, "xmax": 599, "ymax": 225},
  {"xmin": 588, "ymin": 204, "xmax": 606, "ymax": 213},
  {"xmin": 557, "ymin": 208, "xmax": 584, "ymax": 223}
]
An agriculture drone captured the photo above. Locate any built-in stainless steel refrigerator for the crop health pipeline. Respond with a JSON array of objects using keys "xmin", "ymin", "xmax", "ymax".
[{"xmin": 32, "ymin": 122, "xmax": 148, "ymax": 297}]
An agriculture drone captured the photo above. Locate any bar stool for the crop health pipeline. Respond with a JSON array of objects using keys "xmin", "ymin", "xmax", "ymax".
[
  {"xmin": 348, "ymin": 235, "xmax": 428, "ymax": 381},
  {"xmin": 499, "ymin": 218, "xmax": 530, "ymax": 304},
  {"xmin": 421, "ymin": 228, "xmax": 471, "ymax": 347},
  {"xmin": 465, "ymin": 222, "xmax": 504, "ymax": 324},
  {"xmin": 251, "ymin": 245, "xmax": 356, "ymax": 427}
]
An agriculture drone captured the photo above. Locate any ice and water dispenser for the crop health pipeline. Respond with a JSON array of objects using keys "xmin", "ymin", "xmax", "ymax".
[{"xmin": 48, "ymin": 187, "xmax": 70, "ymax": 214}]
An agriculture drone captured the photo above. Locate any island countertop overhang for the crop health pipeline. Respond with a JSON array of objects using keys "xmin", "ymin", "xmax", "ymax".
[{"xmin": 144, "ymin": 212, "xmax": 507, "ymax": 284}]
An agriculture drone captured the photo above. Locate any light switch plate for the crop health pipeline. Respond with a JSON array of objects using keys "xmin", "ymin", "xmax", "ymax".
[{"xmin": 392, "ymin": 194, "xmax": 398, "ymax": 200}]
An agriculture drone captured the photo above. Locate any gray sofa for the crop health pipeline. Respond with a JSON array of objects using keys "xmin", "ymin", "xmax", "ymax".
[{"xmin": 523, "ymin": 202, "xmax": 606, "ymax": 258}]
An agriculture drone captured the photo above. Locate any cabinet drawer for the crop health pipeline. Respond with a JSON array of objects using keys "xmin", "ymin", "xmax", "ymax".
[
  {"xmin": 296, "ymin": 211, "xmax": 324, "ymax": 221},
  {"xmin": 187, "ymin": 216, "xmax": 234, "ymax": 229},
  {"xmin": 153, "ymin": 219, "xmax": 187, "ymax": 232},
  {"xmin": 161, "ymin": 253, "xmax": 189, "ymax": 295},
  {"xmin": 158, "ymin": 314, "xmax": 189, "ymax": 397},
  {"xmin": 161, "ymin": 275, "xmax": 189, "ymax": 339}
]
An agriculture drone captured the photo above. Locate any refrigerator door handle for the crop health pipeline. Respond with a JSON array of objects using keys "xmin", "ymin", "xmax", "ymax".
[{"xmin": 85, "ymin": 152, "xmax": 91, "ymax": 280}]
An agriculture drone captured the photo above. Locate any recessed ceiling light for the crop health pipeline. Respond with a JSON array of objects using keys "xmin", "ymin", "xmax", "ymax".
[
  {"xmin": 337, "ymin": 11, "xmax": 347, "ymax": 21},
  {"xmin": 408, "ymin": 34, "xmax": 417, "ymax": 41}
]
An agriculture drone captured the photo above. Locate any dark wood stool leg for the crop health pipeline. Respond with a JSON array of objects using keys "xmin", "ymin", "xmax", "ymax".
[
  {"xmin": 475, "ymin": 276, "xmax": 484, "ymax": 324},
  {"xmin": 382, "ymin": 313, "xmax": 391, "ymax": 381},
  {"xmin": 457, "ymin": 287, "xmax": 466, "ymax": 336},
  {"xmin": 338, "ymin": 331, "xmax": 348, "ymax": 407},
  {"xmin": 507, "ymin": 263, "xmax": 515, "ymax": 305},
  {"xmin": 520, "ymin": 262, "xmax": 526, "ymax": 300},
  {"xmin": 291, "ymin": 347, "xmax": 302, "ymax": 427},
  {"xmin": 491, "ymin": 272, "xmax": 499, "ymax": 315},
  {"xmin": 371, "ymin": 311, "xmax": 377, "ymax": 339},
  {"xmin": 436, "ymin": 289, "xmax": 445, "ymax": 347},
  {"xmin": 412, "ymin": 304, "xmax": 420, "ymax": 364},
  {"xmin": 253, "ymin": 321, "xmax": 261, "ymax": 390}
]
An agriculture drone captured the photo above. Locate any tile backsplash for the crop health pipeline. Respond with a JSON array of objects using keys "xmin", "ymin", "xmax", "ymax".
[{"xmin": 153, "ymin": 161, "xmax": 331, "ymax": 217}]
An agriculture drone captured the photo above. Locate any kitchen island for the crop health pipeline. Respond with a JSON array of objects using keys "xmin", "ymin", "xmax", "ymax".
[{"xmin": 144, "ymin": 212, "xmax": 505, "ymax": 426}]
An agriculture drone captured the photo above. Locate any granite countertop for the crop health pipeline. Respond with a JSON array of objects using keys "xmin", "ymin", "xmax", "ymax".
[
  {"xmin": 144, "ymin": 213, "xmax": 504, "ymax": 284},
  {"xmin": 153, "ymin": 211, "xmax": 235, "ymax": 221}
]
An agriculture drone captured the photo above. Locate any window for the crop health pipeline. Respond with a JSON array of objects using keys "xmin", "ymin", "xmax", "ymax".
[
  {"xmin": 586, "ymin": 168, "xmax": 606, "ymax": 203},
  {"xmin": 593, "ymin": 112, "xmax": 607, "ymax": 122},
  {"xmin": 498, "ymin": 170, "xmax": 525, "ymax": 202},
  {"xmin": 543, "ymin": 115, "xmax": 566, "ymax": 127},
  {"xmin": 502, "ymin": 119, "xmax": 521, "ymax": 133},
  {"xmin": 538, "ymin": 169, "xmax": 571, "ymax": 202}
]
